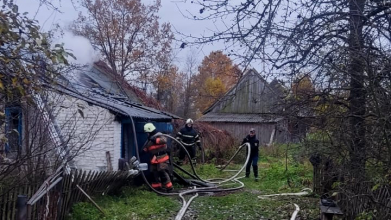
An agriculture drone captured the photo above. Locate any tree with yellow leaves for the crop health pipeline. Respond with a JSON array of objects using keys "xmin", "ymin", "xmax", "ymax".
[{"xmin": 193, "ymin": 51, "xmax": 241, "ymax": 115}]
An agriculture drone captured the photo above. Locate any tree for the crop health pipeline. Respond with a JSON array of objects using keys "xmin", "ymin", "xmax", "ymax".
[
  {"xmin": 181, "ymin": 0, "xmax": 391, "ymax": 217},
  {"xmin": 0, "ymin": 1, "xmax": 111, "ymax": 202},
  {"xmin": 182, "ymin": 50, "xmax": 199, "ymax": 119},
  {"xmin": 153, "ymin": 64, "xmax": 184, "ymax": 114},
  {"xmin": 71, "ymin": 0, "xmax": 173, "ymax": 86},
  {"xmin": 0, "ymin": 0, "xmax": 77, "ymax": 189},
  {"xmin": 194, "ymin": 51, "xmax": 241, "ymax": 114}
]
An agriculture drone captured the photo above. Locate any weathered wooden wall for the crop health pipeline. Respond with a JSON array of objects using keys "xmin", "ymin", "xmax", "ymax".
[
  {"xmin": 208, "ymin": 121, "xmax": 290, "ymax": 144},
  {"xmin": 209, "ymin": 70, "xmax": 282, "ymax": 114}
]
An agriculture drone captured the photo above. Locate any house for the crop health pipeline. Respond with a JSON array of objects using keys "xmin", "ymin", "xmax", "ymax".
[
  {"xmin": 53, "ymin": 61, "xmax": 181, "ymax": 171},
  {"xmin": 198, "ymin": 69, "xmax": 290, "ymax": 144},
  {"xmin": 1, "ymin": 61, "xmax": 179, "ymax": 172}
]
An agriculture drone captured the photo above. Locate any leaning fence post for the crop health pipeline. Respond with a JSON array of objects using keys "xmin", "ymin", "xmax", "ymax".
[{"xmin": 16, "ymin": 195, "xmax": 27, "ymax": 220}]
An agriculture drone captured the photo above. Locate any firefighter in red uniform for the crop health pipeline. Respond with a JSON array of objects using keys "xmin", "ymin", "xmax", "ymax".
[{"xmin": 142, "ymin": 123, "xmax": 173, "ymax": 192}]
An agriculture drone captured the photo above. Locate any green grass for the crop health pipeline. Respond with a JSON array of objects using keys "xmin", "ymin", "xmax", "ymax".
[
  {"xmin": 68, "ymin": 186, "xmax": 179, "ymax": 220},
  {"xmin": 69, "ymin": 150, "xmax": 318, "ymax": 220}
]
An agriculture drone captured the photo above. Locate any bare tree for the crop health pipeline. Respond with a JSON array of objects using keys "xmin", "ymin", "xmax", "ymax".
[
  {"xmin": 0, "ymin": 0, "xmax": 111, "ymax": 198},
  {"xmin": 182, "ymin": 50, "xmax": 200, "ymax": 119},
  {"xmin": 71, "ymin": 0, "xmax": 174, "ymax": 86},
  {"xmin": 178, "ymin": 0, "xmax": 391, "ymax": 217}
]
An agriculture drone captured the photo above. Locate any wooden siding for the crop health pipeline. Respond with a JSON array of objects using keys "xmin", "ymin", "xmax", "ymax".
[
  {"xmin": 208, "ymin": 121, "xmax": 290, "ymax": 144},
  {"xmin": 209, "ymin": 69, "xmax": 282, "ymax": 114}
]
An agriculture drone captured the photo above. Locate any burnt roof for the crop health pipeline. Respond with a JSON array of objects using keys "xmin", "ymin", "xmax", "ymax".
[{"xmin": 52, "ymin": 64, "xmax": 180, "ymax": 120}]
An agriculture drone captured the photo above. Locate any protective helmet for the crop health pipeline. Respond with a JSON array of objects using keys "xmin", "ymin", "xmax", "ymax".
[
  {"xmin": 186, "ymin": 118, "xmax": 193, "ymax": 124},
  {"xmin": 144, "ymin": 123, "xmax": 156, "ymax": 133}
]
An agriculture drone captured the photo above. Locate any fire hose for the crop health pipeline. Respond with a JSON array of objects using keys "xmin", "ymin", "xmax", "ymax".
[{"xmin": 130, "ymin": 117, "xmax": 252, "ymax": 219}]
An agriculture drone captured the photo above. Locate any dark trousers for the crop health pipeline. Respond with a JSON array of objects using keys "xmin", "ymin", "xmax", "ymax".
[
  {"xmin": 151, "ymin": 163, "xmax": 172, "ymax": 189},
  {"xmin": 152, "ymin": 170, "xmax": 171, "ymax": 185},
  {"xmin": 152, "ymin": 170, "xmax": 172, "ymax": 189},
  {"xmin": 246, "ymin": 156, "xmax": 259, "ymax": 178},
  {"xmin": 179, "ymin": 145, "xmax": 196, "ymax": 160}
]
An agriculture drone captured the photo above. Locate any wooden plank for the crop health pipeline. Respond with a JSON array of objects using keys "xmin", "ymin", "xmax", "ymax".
[
  {"xmin": 68, "ymin": 170, "xmax": 82, "ymax": 207},
  {"xmin": 75, "ymin": 170, "xmax": 88, "ymax": 202},
  {"xmin": 6, "ymin": 190, "xmax": 11, "ymax": 220},
  {"xmin": 76, "ymin": 185, "xmax": 105, "ymax": 215},
  {"xmin": 94, "ymin": 171, "xmax": 109, "ymax": 193},
  {"xmin": 59, "ymin": 171, "xmax": 73, "ymax": 220},
  {"xmin": 106, "ymin": 151, "xmax": 113, "ymax": 171},
  {"xmin": 62, "ymin": 170, "xmax": 79, "ymax": 219},
  {"xmin": 85, "ymin": 171, "xmax": 98, "ymax": 193},
  {"xmin": 84, "ymin": 170, "xmax": 95, "ymax": 194},
  {"xmin": 104, "ymin": 171, "xmax": 120, "ymax": 195},
  {"xmin": 88, "ymin": 171, "xmax": 100, "ymax": 192},
  {"xmin": 87, "ymin": 171, "xmax": 101, "ymax": 194},
  {"xmin": 0, "ymin": 187, "xmax": 4, "ymax": 220}
]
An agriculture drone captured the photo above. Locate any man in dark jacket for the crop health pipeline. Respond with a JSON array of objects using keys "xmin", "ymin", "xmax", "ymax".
[
  {"xmin": 242, "ymin": 128, "xmax": 260, "ymax": 181},
  {"xmin": 176, "ymin": 118, "xmax": 201, "ymax": 165}
]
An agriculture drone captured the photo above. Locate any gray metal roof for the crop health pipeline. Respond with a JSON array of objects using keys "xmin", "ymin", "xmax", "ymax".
[
  {"xmin": 52, "ymin": 69, "xmax": 180, "ymax": 120},
  {"xmin": 197, "ymin": 113, "xmax": 284, "ymax": 123},
  {"xmin": 54, "ymin": 85, "xmax": 177, "ymax": 120}
]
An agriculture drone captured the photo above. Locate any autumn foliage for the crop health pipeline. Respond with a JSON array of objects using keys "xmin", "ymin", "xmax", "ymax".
[
  {"xmin": 71, "ymin": 0, "xmax": 173, "ymax": 83},
  {"xmin": 193, "ymin": 51, "xmax": 241, "ymax": 114}
]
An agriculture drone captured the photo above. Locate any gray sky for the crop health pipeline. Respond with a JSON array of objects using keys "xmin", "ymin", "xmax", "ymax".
[{"xmin": 14, "ymin": 0, "xmax": 231, "ymax": 71}]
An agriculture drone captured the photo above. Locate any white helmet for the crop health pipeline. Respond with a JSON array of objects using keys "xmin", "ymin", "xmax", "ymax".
[
  {"xmin": 144, "ymin": 123, "xmax": 156, "ymax": 133},
  {"xmin": 186, "ymin": 118, "xmax": 193, "ymax": 124}
]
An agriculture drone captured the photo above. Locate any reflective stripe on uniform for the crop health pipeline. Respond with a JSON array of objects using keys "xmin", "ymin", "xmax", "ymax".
[
  {"xmin": 152, "ymin": 183, "xmax": 162, "ymax": 188},
  {"xmin": 151, "ymin": 154, "xmax": 169, "ymax": 164},
  {"xmin": 180, "ymin": 142, "xmax": 195, "ymax": 146},
  {"xmin": 147, "ymin": 144, "xmax": 166, "ymax": 151},
  {"xmin": 165, "ymin": 182, "xmax": 173, "ymax": 189},
  {"xmin": 181, "ymin": 134, "xmax": 196, "ymax": 138}
]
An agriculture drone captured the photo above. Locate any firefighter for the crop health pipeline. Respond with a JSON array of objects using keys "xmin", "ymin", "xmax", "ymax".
[
  {"xmin": 142, "ymin": 123, "xmax": 173, "ymax": 192},
  {"xmin": 176, "ymin": 118, "xmax": 201, "ymax": 166}
]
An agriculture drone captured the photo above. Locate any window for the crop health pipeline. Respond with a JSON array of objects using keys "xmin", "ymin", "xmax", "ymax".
[{"xmin": 5, "ymin": 107, "xmax": 22, "ymax": 156}]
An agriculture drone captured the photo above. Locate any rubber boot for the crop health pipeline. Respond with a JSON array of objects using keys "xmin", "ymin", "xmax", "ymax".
[
  {"xmin": 245, "ymin": 162, "xmax": 251, "ymax": 178},
  {"xmin": 253, "ymin": 165, "xmax": 259, "ymax": 181}
]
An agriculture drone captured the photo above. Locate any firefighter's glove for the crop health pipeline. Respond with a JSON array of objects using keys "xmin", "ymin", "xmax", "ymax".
[{"xmin": 197, "ymin": 143, "xmax": 202, "ymax": 150}]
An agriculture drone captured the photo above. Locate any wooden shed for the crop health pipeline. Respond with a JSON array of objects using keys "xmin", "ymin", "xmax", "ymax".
[{"xmin": 198, "ymin": 69, "xmax": 290, "ymax": 144}]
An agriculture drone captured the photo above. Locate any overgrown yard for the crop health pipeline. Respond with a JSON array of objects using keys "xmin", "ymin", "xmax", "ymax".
[{"xmin": 68, "ymin": 147, "xmax": 318, "ymax": 220}]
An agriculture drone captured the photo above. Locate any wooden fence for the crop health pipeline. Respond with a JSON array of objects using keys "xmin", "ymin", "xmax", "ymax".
[
  {"xmin": 338, "ymin": 183, "xmax": 391, "ymax": 219},
  {"xmin": 312, "ymin": 160, "xmax": 391, "ymax": 219},
  {"xmin": 0, "ymin": 169, "xmax": 135, "ymax": 220},
  {"xmin": 0, "ymin": 184, "xmax": 40, "ymax": 220}
]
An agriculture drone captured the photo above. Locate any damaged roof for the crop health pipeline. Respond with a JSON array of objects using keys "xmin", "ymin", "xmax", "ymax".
[{"xmin": 54, "ymin": 64, "xmax": 180, "ymax": 120}]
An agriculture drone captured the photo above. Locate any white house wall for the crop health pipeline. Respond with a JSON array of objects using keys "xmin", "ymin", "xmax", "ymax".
[{"xmin": 51, "ymin": 93, "xmax": 121, "ymax": 171}]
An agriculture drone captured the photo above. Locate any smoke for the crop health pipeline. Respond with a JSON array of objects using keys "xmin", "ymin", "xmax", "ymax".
[{"xmin": 59, "ymin": 31, "xmax": 100, "ymax": 66}]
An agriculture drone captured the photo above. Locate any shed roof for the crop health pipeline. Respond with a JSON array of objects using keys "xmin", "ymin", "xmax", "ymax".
[{"xmin": 198, "ymin": 113, "xmax": 284, "ymax": 123}]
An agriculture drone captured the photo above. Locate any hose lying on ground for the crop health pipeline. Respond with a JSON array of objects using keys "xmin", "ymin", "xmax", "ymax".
[
  {"xmin": 291, "ymin": 204, "xmax": 300, "ymax": 220},
  {"xmin": 130, "ymin": 117, "xmax": 251, "ymax": 219},
  {"xmin": 258, "ymin": 188, "xmax": 312, "ymax": 220},
  {"xmin": 257, "ymin": 188, "xmax": 313, "ymax": 199}
]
